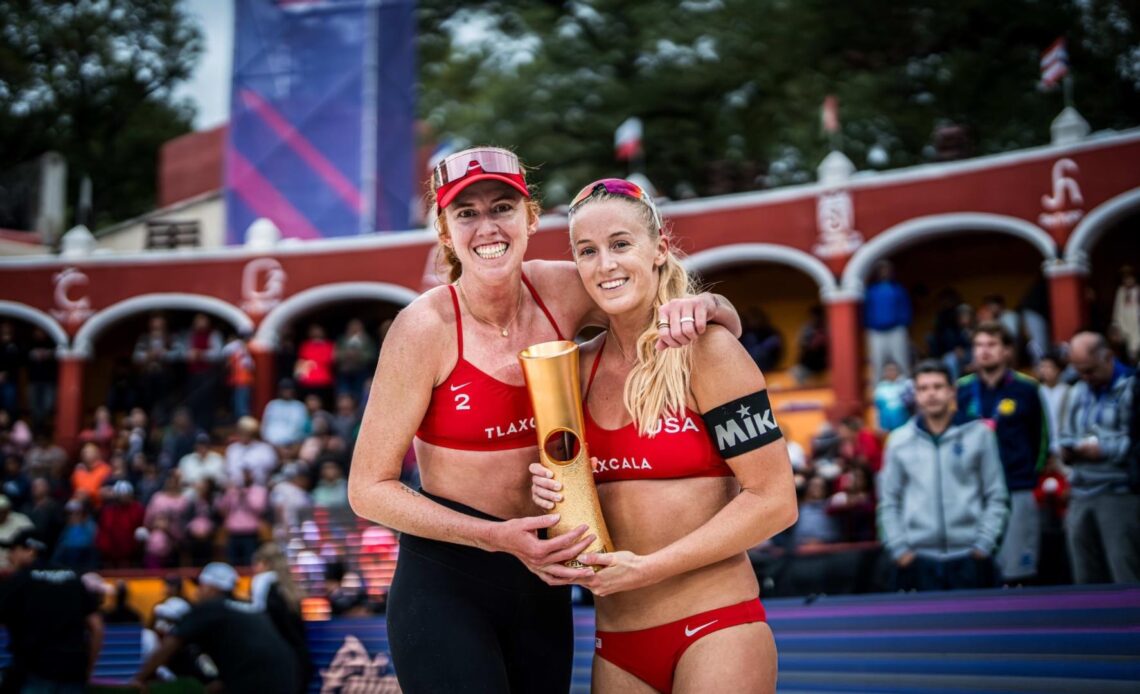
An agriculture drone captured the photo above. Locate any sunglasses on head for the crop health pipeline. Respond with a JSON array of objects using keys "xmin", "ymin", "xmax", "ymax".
[
  {"xmin": 568, "ymin": 178, "xmax": 662, "ymax": 229},
  {"xmin": 431, "ymin": 147, "xmax": 523, "ymax": 190}
]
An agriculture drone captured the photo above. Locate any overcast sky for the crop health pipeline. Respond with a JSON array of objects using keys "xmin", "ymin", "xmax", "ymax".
[{"xmin": 173, "ymin": 0, "xmax": 234, "ymax": 131}]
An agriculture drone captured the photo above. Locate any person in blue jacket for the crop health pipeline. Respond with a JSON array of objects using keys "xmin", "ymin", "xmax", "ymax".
[
  {"xmin": 957, "ymin": 321, "xmax": 1048, "ymax": 584},
  {"xmin": 864, "ymin": 260, "xmax": 913, "ymax": 383}
]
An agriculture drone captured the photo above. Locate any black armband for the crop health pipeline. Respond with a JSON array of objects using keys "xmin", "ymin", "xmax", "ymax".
[{"xmin": 701, "ymin": 390, "xmax": 783, "ymax": 458}]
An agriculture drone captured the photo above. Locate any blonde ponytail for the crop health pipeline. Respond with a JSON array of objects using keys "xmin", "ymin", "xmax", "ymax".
[
  {"xmin": 252, "ymin": 542, "xmax": 302, "ymax": 613},
  {"xmin": 624, "ymin": 250, "xmax": 698, "ymax": 436}
]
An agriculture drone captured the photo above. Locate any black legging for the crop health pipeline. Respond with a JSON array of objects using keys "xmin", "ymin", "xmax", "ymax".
[{"xmin": 386, "ymin": 491, "xmax": 574, "ymax": 694}]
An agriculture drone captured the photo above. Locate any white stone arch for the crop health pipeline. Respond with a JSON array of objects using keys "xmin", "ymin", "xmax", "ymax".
[
  {"xmin": 72, "ymin": 293, "xmax": 254, "ymax": 358},
  {"xmin": 1063, "ymin": 187, "xmax": 1140, "ymax": 270},
  {"xmin": 0, "ymin": 301, "xmax": 69, "ymax": 349},
  {"xmin": 684, "ymin": 243, "xmax": 839, "ymax": 299},
  {"xmin": 840, "ymin": 213, "xmax": 1057, "ymax": 295},
  {"xmin": 253, "ymin": 282, "xmax": 419, "ymax": 349}
]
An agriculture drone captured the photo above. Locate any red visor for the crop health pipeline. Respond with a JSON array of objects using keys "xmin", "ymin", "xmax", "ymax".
[{"xmin": 433, "ymin": 147, "xmax": 530, "ymax": 210}]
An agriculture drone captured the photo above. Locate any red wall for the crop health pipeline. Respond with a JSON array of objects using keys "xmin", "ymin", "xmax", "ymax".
[{"xmin": 4, "ymin": 132, "xmax": 1139, "ymax": 338}]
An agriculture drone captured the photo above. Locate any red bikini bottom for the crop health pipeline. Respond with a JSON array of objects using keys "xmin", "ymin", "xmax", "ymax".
[{"xmin": 594, "ymin": 598, "xmax": 766, "ymax": 693}]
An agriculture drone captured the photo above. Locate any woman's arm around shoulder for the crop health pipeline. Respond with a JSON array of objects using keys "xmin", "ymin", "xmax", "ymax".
[
  {"xmin": 523, "ymin": 259, "xmax": 601, "ymax": 334},
  {"xmin": 524, "ymin": 260, "xmax": 742, "ymax": 343}
]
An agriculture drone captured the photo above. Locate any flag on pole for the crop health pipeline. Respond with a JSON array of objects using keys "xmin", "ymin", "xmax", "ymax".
[
  {"xmin": 614, "ymin": 117, "xmax": 643, "ymax": 161},
  {"xmin": 1039, "ymin": 38, "xmax": 1069, "ymax": 90},
  {"xmin": 821, "ymin": 95, "xmax": 839, "ymax": 134}
]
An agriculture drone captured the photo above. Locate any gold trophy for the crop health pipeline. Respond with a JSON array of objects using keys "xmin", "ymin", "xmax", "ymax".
[{"xmin": 519, "ymin": 340, "xmax": 614, "ymax": 569}]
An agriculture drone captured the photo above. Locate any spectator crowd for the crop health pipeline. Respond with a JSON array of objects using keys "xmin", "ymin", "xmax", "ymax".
[
  {"xmin": 0, "ymin": 310, "xmax": 405, "ymax": 620},
  {"xmin": 770, "ymin": 262, "xmax": 1139, "ymax": 592},
  {"xmin": 0, "ymin": 268, "xmax": 1137, "ymax": 608}
]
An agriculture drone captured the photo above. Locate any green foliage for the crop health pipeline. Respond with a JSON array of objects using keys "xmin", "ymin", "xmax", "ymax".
[
  {"xmin": 0, "ymin": 0, "xmax": 202, "ymax": 229},
  {"xmin": 418, "ymin": 0, "xmax": 1140, "ymax": 205}
]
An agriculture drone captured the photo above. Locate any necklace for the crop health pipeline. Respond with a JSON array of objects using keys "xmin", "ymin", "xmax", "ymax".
[
  {"xmin": 457, "ymin": 281, "xmax": 524, "ymax": 337},
  {"xmin": 608, "ymin": 334, "xmax": 637, "ymax": 363}
]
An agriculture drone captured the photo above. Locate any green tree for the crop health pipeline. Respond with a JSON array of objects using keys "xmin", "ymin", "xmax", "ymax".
[
  {"xmin": 418, "ymin": 0, "xmax": 1140, "ymax": 204},
  {"xmin": 0, "ymin": 0, "xmax": 202, "ymax": 230}
]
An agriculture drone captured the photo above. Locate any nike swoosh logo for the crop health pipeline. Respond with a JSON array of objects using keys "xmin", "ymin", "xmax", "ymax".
[
  {"xmin": 684, "ymin": 620, "xmax": 717, "ymax": 638},
  {"xmin": 449, "ymin": 382, "xmax": 472, "ymax": 392}
]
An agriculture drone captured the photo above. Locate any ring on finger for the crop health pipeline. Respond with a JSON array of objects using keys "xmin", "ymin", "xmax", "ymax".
[
  {"xmin": 678, "ymin": 316, "xmax": 695, "ymax": 324},
  {"xmin": 656, "ymin": 320, "xmax": 671, "ymax": 329}
]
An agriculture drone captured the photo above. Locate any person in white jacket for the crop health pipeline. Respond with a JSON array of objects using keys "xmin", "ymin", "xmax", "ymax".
[
  {"xmin": 878, "ymin": 360, "xmax": 1010, "ymax": 591},
  {"xmin": 1112, "ymin": 266, "xmax": 1140, "ymax": 362}
]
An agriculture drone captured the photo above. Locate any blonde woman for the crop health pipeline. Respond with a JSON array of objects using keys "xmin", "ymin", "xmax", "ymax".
[
  {"xmin": 532, "ymin": 179, "xmax": 798, "ymax": 693},
  {"xmin": 348, "ymin": 148, "xmax": 741, "ymax": 692},
  {"xmin": 252, "ymin": 543, "xmax": 311, "ymax": 692}
]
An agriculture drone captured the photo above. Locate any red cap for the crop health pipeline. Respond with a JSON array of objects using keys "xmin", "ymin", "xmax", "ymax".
[{"xmin": 432, "ymin": 147, "xmax": 530, "ymax": 211}]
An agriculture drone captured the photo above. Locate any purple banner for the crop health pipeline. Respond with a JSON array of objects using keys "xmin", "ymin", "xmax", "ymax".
[{"xmin": 226, "ymin": 0, "xmax": 415, "ymax": 243}]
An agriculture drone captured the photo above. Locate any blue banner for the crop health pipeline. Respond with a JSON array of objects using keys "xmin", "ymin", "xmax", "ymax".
[{"xmin": 226, "ymin": 0, "xmax": 416, "ymax": 243}]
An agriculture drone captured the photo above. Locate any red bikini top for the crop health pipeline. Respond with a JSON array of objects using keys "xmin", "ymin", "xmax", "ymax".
[
  {"xmin": 416, "ymin": 274, "xmax": 564, "ymax": 452},
  {"xmin": 583, "ymin": 337, "xmax": 733, "ymax": 484}
]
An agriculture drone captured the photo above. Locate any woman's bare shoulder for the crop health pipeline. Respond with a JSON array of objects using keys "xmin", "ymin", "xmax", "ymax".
[{"xmin": 384, "ymin": 286, "xmax": 455, "ymax": 348}]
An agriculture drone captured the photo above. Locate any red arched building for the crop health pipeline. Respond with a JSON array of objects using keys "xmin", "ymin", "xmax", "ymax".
[{"xmin": 2, "ymin": 125, "xmax": 1138, "ymax": 450}]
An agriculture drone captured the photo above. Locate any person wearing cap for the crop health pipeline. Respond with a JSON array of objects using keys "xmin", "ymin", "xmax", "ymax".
[
  {"xmin": 95, "ymin": 481, "xmax": 145, "ymax": 568},
  {"xmin": 225, "ymin": 416, "xmax": 278, "ymax": 486},
  {"xmin": 347, "ymin": 146, "xmax": 742, "ymax": 692},
  {"xmin": 0, "ymin": 494, "xmax": 33, "ymax": 571},
  {"xmin": 141, "ymin": 596, "xmax": 204, "ymax": 684},
  {"xmin": 261, "ymin": 379, "xmax": 310, "ymax": 449},
  {"xmin": 177, "ymin": 432, "xmax": 227, "ymax": 491},
  {"xmin": 0, "ymin": 528, "xmax": 105, "ymax": 692},
  {"xmin": 132, "ymin": 562, "xmax": 298, "ymax": 692}
]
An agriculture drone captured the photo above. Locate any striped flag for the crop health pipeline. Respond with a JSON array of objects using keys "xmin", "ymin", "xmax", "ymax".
[
  {"xmin": 1039, "ymin": 38, "xmax": 1069, "ymax": 89},
  {"xmin": 614, "ymin": 117, "xmax": 643, "ymax": 161},
  {"xmin": 821, "ymin": 95, "xmax": 839, "ymax": 134}
]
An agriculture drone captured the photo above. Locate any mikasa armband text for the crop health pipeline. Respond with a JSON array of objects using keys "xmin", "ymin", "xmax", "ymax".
[{"xmin": 701, "ymin": 390, "xmax": 782, "ymax": 458}]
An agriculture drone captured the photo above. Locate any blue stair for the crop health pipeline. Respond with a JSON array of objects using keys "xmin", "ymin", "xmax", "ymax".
[{"xmin": 1, "ymin": 584, "xmax": 1136, "ymax": 692}]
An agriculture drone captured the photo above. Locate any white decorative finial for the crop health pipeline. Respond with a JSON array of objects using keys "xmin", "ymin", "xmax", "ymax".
[
  {"xmin": 1051, "ymin": 106, "xmax": 1089, "ymax": 145},
  {"xmin": 817, "ymin": 151, "xmax": 856, "ymax": 187},
  {"xmin": 244, "ymin": 218, "xmax": 281, "ymax": 249},
  {"xmin": 59, "ymin": 224, "xmax": 96, "ymax": 258}
]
